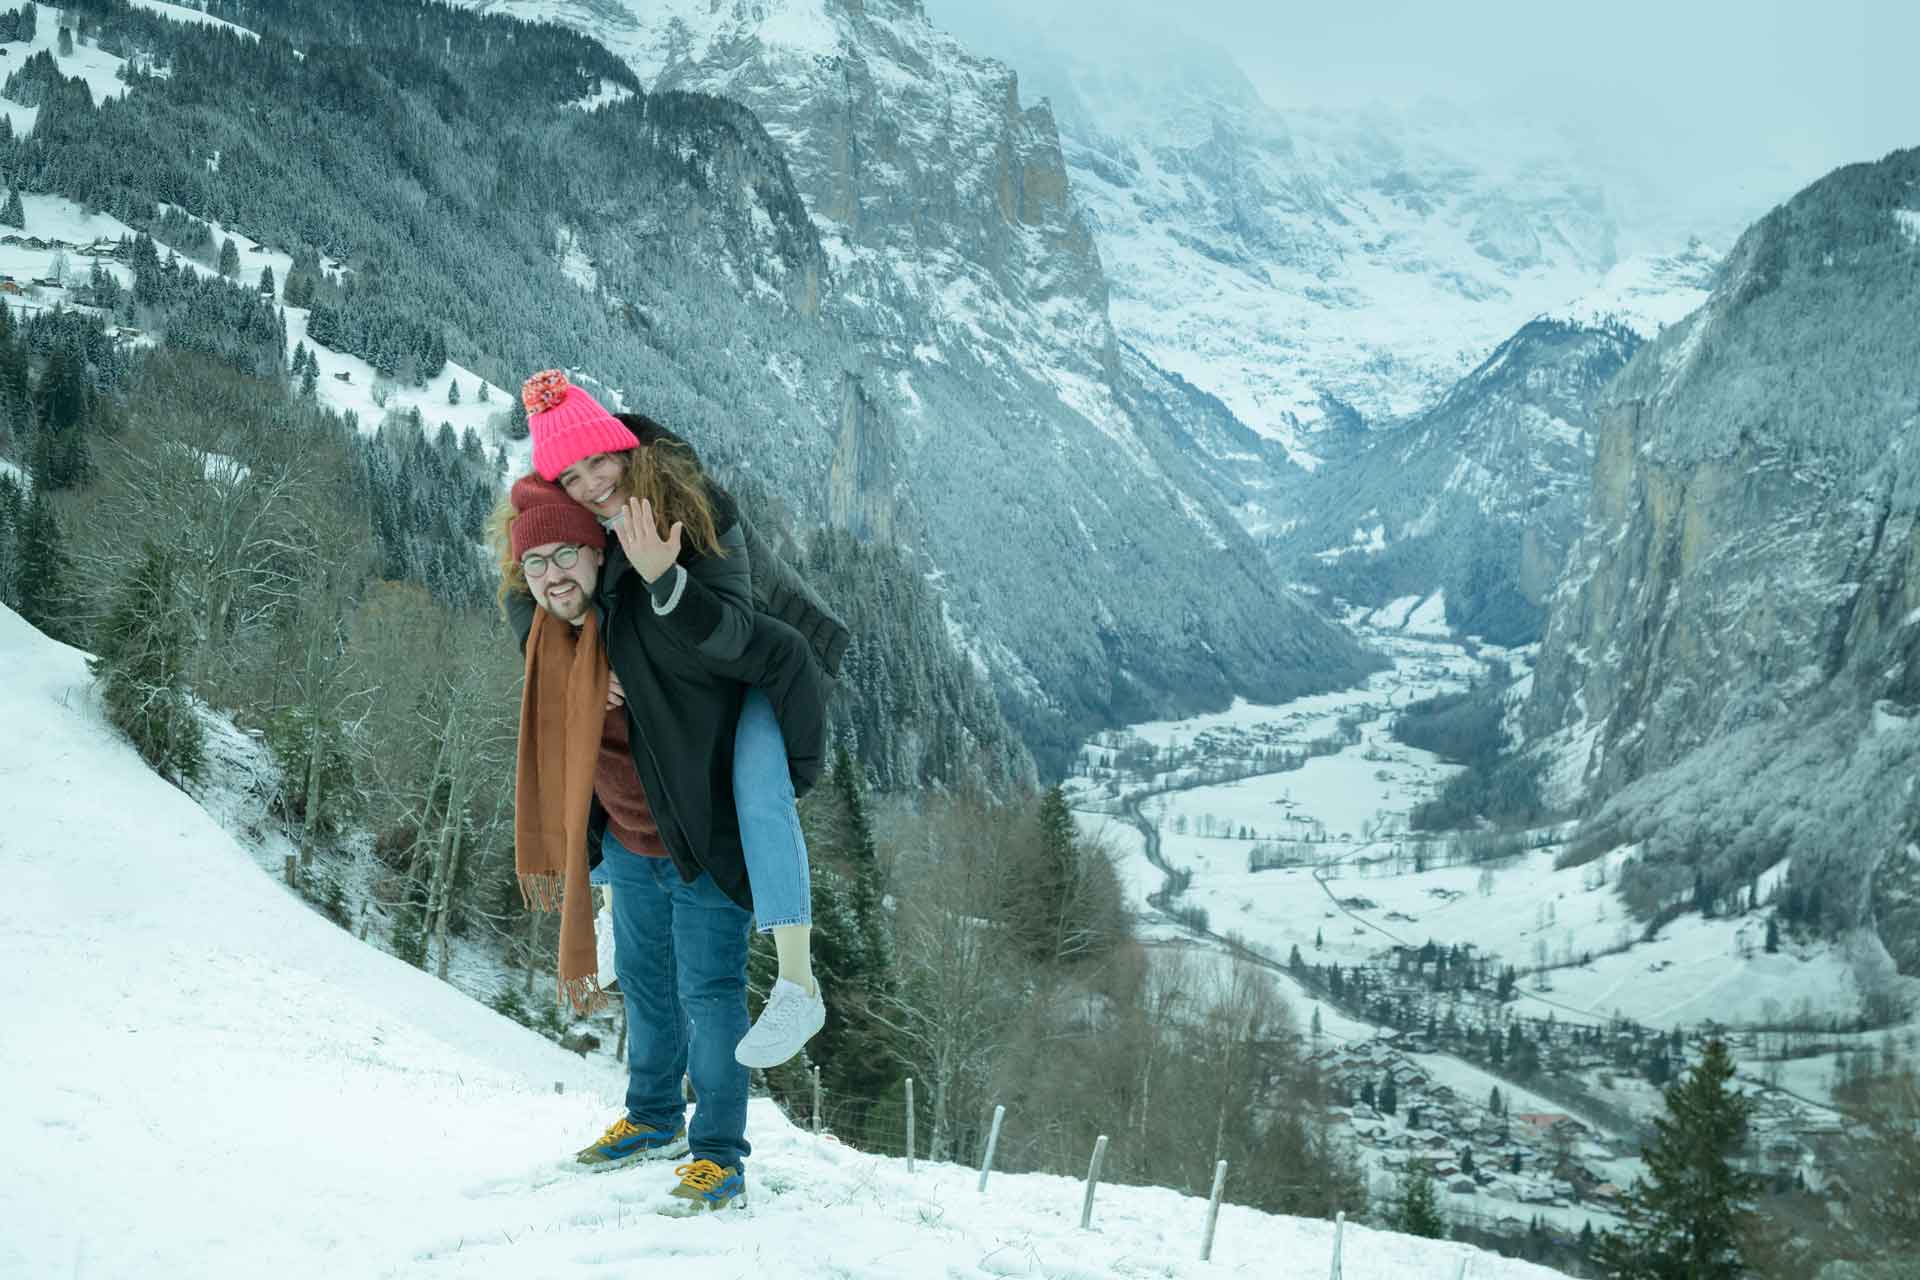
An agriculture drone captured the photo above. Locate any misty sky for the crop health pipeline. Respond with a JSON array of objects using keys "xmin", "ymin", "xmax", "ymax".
[{"xmin": 929, "ymin": 0, "xmax": 1917, "ymax": 246}]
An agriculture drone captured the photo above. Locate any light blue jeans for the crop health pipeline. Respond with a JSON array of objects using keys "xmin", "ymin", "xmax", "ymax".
[
  {"xmin": 732, "ymin": 688, "xmax": 812, "ymax": 930},
  {"xmin": 591, "ymin": 689, "xmax": 811, "ymax": 931}
]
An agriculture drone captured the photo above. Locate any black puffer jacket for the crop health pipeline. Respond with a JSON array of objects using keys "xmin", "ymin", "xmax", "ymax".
[
  {"xmin": 508, "ymin": 477, "xmax": 828, "ymax": 913},
  {"xmin": 617, "ymin": 414, "xmax": 850, "ymax": 680}
]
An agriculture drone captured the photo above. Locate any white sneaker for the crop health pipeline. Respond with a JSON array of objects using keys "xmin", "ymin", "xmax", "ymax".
[
  {"xmin": 595, "ymin": 905, "xmax": 619, "ymax": 993},
  {"xmin": 734, "ymin": 978, "xmax": 825, "ymax": 1069}
]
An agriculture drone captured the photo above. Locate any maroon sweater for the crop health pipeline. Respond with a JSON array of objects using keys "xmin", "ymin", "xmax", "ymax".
[{"xmin": 596, "ymin": 708, "xmax": 668, "ymax": 858}]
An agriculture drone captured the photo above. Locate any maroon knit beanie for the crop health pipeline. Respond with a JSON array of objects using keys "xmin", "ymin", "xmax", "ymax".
[{"xmin": 509, "ymin": 473, "xmax": 607, "ymax": 561}]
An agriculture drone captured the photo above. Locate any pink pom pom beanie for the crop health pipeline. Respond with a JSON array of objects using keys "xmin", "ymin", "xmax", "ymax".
[{"xmin": 523, "ymin": 369, "xmax": 640, "ymax": 481}]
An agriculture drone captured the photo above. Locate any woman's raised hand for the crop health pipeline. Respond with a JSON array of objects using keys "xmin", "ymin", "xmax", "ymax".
[{"xmin": 615, "ymin": 496, "xmax": 684, "ymax": 584}]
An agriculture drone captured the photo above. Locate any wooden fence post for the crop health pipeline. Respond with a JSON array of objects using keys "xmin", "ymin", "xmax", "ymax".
[
  {"xmin": 811, "ymin": 1065, "xmax": 822, "ymax": 1135},
  {"xmin": 1200, "ymin": 1159, "xmax": 1228, "ymax": 1260},
  {"xmin": 1080, "ymin": 1134, "xmax": 1109, "ymax": 1229},
  {"xmin": 905, "ymin": 1077, "xmax": 916, "ymax": 1172},
  {"xmin": 977, "ymin": 1104, "xmax": 1005, "ymax": 1191},
  {"xmin": 1328, "ymin": 1210, "xmax": 1346, "ymax": 1280}
]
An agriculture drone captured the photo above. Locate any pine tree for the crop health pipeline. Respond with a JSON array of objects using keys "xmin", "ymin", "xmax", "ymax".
[
  {"xmin": 1015, "ymin": 783, "xmax": 1096, "ymax": 962},
  {"xmin": 1310, "ymin": 1006, "xmax": 1322, "ymax": 1039},
  {"xmin": 1596, "ymin": 1039, "xmax": 1760, "ymax": 1280},
  {"xmin": 1764, "ymin": 915, "xmax": 1780, "ymax": 954},
  {"xmin": 507, "ymin": 396, "xmax": 528, "ymax": 439},
  {"xmin": 88, "ymin": 541, "xmax": 204, "ymax": 784},
  {"xmin": 1461, "ymin": 1147, "xmax": 1476, "ymax": 1176},
  {"xmin": 0, "ymin": 189, "xmax": 20, "ymax": 230},
  {"xmin": 56, "ymin": 24, "xmax": 73, "ymax": 57},
  {"xmin": 1379, "ymin": 1073, "xmax": 1399, "ymax": 1116},
  {"xmin": 14, "ymin": 480, "xmax": 68, "ymax": 638},
  {"xmin": 1647, "ymin": 1049, "xmax": 1672, "ymax": 1087},
  {"xmin": 447, "ymin": 379, "xmax": 461, "ymax": 407},
  {"xmin": 0, "ymin": 468, "xmax": 22, "ymax": 610},
  {"xmin": 300, "ymin": 361, "xmax": 318, "ymax": 398},
  {"xmin": 33, "ymin": 346, "xmax": 87, "ymax": 437},
  {"xmin": 218, "ymin": 237, "xmax": 239, "ymax": 278},
  {"xmin": 1393, "ymin": 1160, "xmax": 1446, "ymax": 1239},
  {"xmin": 258, "ymin": 264, "xmax": 276, "ymax": 296}
]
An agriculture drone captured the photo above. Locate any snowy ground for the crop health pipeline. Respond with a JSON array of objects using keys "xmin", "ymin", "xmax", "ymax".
[{"xmin": 0, "ymin": 603, "xmax": 1565, "ymax": 1278}]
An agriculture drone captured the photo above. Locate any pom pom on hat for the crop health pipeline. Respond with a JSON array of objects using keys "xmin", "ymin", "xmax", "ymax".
[
  {"xmin": 522, "ymin": 369, "xmax": 571, "ymax": 415},
  {"xmin": 521, "ymin": 368, "xmax": 641, "ymax": 481}
]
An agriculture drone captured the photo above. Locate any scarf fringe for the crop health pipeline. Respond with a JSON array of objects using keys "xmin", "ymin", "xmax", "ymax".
[
  {"xmin": 559, "ymin": 972, "xmax": 609, "ymax": 1017},
  {"xmin": 519, "ymin": 871, "xmax": 563, "ymax": 914}
]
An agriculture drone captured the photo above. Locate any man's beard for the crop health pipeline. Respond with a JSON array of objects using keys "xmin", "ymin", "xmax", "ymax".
[{"xmin": 541, "ymin": 581, "xmax": 592, "ymax": 624}]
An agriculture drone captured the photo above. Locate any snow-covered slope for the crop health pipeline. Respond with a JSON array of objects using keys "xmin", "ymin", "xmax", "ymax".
[
  {"xmin": 0, "ymin": 603, "xmax": 1565, "ymax": 1278},
  {"xmin": 1542, "ymin": 240, "xmax": 1716, "ymax": 339}
]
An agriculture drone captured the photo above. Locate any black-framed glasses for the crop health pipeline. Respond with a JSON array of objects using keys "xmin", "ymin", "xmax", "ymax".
[{"xmin": 522, "ymin": 545, "xmax": 584, "ymax": 578}]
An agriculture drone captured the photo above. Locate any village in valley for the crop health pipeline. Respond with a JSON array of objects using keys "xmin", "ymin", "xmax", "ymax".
[{"xmin": 1066, "ymin": 606, "xmax": 1872, "ymax": 1251}]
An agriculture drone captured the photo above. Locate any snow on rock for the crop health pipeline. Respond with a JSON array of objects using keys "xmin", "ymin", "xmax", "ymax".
[
  {"xmin": 1542, "ymin": 240, "xmax": 1719, "ymax": 339},
  {"xmin": 0, "ymin": 604, "xmax": 1564, "ymax": 1279}
]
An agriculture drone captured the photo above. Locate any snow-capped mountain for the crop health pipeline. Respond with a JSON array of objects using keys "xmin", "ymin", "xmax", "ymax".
[
  {"xmin": 1279, "ymin": 243, "xmax": 1718, "ymax": 642},
  {"xmin": 930, "ymin": 3, "xmax": 1645, "ymax": 466},
  {"xmin": 445, "ymin": 0, "xmax": 1375, "ymax": 769}
]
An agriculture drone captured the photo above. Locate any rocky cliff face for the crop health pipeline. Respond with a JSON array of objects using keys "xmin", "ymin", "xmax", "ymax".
[{"xmin": 1519, "ymin": 150, "xmax": 1920, "ymax": 967}]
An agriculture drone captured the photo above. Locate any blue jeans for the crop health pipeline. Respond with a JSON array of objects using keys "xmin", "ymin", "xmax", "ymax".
[
  {"xmin": 602, "ymin": 831, "xmax": 753, "ymax": 1171},
  {"xmin": 733, "ymin": 688, "xmax": 812, "ymax": 930}
]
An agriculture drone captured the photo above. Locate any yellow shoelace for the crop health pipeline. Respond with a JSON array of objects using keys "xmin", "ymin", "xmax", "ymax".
[
  {"xmin": 596, "ymin": 1116, "xmax": 642, "ymax": 1146},
  {"xmin": 675, "ymin": 1160, "xmax": 727, "ymax": 1192}
]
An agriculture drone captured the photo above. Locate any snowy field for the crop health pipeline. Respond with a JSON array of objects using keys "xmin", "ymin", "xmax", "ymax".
[
  {"xmin": 1065, "ymin": 594, "xmax": 1891, "ymax": 1205},
  {"xmin": 1071, "ymin": 609, "xmax": 1862, "ymax": 1036},
  {"xmin": 0, "ymin": 603, "xmax": 1565, "ymax": 1278}
]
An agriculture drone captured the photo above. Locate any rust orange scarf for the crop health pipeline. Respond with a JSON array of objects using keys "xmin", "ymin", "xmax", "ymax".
[{"xmin": 514, "ymin": 607, "xmax": 611, "ymax": 1014}]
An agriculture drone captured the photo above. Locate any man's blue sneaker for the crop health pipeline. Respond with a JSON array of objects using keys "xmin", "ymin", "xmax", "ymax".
[
  {"xmin": 662, "ymin": 1160, "xmax": 747, "ymax": 1214},
  {"xmin": 575, "ymin": 1114, "xmax": 689, "ymax": 1168}
]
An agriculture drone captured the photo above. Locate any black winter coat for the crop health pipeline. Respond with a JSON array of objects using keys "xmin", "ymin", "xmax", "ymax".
[{"xmin": 508, "ymin": 479, "xmax": 828, "ymax": 914}]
